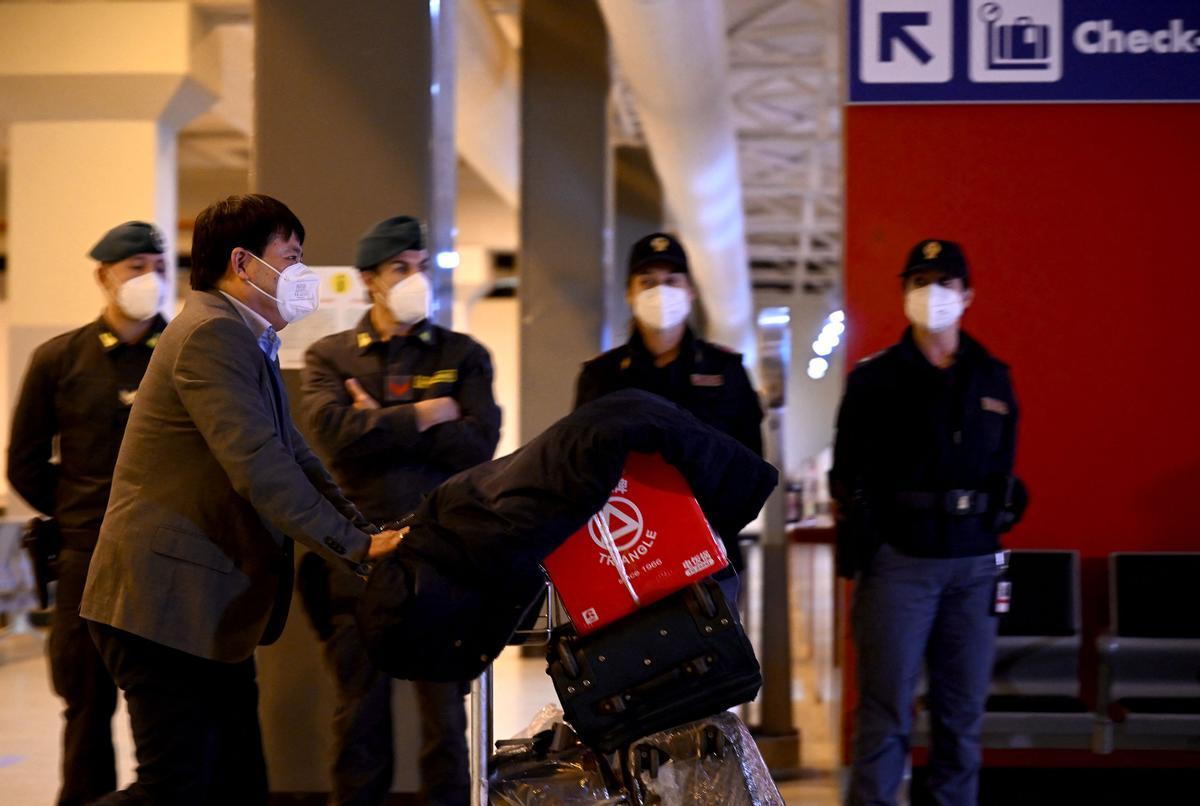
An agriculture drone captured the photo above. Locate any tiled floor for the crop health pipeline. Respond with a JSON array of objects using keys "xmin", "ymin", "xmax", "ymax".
[{"xmin": 0, "ymin": 544, "xmax": 844, "ymax": 803}]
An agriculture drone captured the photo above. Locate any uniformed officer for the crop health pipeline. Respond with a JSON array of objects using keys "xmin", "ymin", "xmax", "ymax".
[
  {"xmin": 7, "ymin": 221, "xmax": 169, "ymax": 806},
  {"xmin": 300, "ymin": 215, "xmax": 501, "ymax": 806},
  {"xmin": 830, "ymin": 239, "xmax": 1024, "ymax": 806},
  {"xmin": 574, "ymin": 232, "xmax": 763, "ymax": 569}
]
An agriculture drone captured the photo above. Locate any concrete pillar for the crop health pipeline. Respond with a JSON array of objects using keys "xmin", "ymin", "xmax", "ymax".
[
  {"xmin": 253, "ymin": 0, "xmax": 456, "ymax": 324},
  {"xmin": 253, "ymin": 0, "xmax": 457, "ymax": 795},
  {"xmin": 611, "ymin": 145, "xmax": 663, "ymax": 347},
  {"xmin": 0, "ymin": 1, "xmax": 215, "ymax": 509},
  {"xmin": 519, "ymin": 0, "xmax": 611, "ymax": 442}
]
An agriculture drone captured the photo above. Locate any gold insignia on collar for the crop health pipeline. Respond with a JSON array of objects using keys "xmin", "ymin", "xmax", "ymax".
[
  {"xmin": 356, "ymin": 332, "xmax": 372, "ymax": 348},
  {"xmin": 145, "ymin": 333, "xmax": 160, "ymax": 349},
  {"xmin": 98, "ymin": 331, "xmax": 118, "ymax": 349},
  {"xmin": 620, "ymin": 357, "xmax": 632, "ymax": 370},
  {"xmin": 420, "ymin": 330, "xmax": 432, "ymax": 343},
  {"xmin": 650, "ymin": 236, "xmax": 670, "ymax": 252},
  {"xmin": 923, "ymin": 241, "xmax": 942, "ymax": 260}
]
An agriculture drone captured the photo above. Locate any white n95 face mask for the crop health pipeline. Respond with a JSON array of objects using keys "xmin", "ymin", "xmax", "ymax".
[
  {"xmin": 116, "ymin": 272, "xmax": 164, "ymax": 322},
  {"xmin": 904, "ymin": 284, "xmax": 964, "ymax": 332},
  {"xmin": 247, "ymin": 252, "xmax": 320, "ymax": 323},
  {"xmin": 633, "ymin": 285, "xmax": 691, "ymax": 331},
  {"xmin": 386, "ymin": 271, "xmax": 431, "ymax": 325}
]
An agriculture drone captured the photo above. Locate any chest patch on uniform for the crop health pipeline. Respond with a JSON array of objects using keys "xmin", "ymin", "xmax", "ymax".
[
  {"xmin": 385, "ymin": 375, "xmax": 413, "ymax": 402},
  {"xmin": 117, "ymin": 388, "xmax": 137, "ymax": 407},
  {"xmin": 413, "ymin": 369, "xmax": 458, "ymax": 390},
  {"xmin": 981, "ymin": 396, "xmax": 1009, "ymax": 416},
  {"xmin": 690, "ymin": 373, "xmax": 724, "ymax": 388}
]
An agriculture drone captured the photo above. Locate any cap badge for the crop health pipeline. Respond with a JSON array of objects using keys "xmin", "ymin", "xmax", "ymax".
[
  {"xmin": 923, "ymin": 241, "xmax": 942, "ymax": 260},
  {"xmin": 650, "ymin": 236, "xmax": 670, "ymax": 253}
]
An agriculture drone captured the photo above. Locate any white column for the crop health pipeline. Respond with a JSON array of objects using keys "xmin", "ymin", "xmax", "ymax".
[{"xmin": 0, "ymin": 1, "xmax": 216, "ymax": 508}]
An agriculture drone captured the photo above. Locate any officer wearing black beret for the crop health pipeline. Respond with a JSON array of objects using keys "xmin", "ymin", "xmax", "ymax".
[
  {"xmin": 830, "ymin": 239, "xmax": 1026, "ymax": 806},
  {"xmin": 8, "ymin": 220, "xmax": 169, "ymax": 805},
  {"xmin": 574, "ymin": 232, "xmax": 764, "ymax": 570},
  {"xmin": 300, "ymin": 215, "xmax": 500, "ymax": 805}
]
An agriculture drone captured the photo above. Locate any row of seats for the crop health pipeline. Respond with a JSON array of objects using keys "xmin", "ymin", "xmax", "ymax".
[{"xmin": 916, "ymin": 550, "xmax": 1200, "ymax": 752}]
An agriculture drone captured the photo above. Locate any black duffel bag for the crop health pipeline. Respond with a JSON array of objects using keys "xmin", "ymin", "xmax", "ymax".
[{"xmin": 547, "ymin": 577, "xmax": 761, "ymax": 753}]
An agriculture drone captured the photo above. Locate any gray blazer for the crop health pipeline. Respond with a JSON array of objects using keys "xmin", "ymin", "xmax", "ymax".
[{"xmin": 81, "ymin": 290, "xmax": 372, "ymax": 662}]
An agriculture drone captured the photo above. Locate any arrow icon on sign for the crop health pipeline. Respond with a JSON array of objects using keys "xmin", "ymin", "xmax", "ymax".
[{"xmin": 880, "ymin": 11, "xmax": 933, "ymax": 64}]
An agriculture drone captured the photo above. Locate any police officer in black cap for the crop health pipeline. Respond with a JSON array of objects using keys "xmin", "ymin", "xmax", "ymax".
[
  {"xmin": 575, "ymin": 232, "xmax": 763, "ymax": 570},
  {"xmin": 831, "ymin": 239, "xmax": 1025, "ymax": 806},
  {"xmin": 300, "ymin": 215, "xmax": 500, "ymax": 805},
  {"xmin": 8, "ymin": 221, "xmax": 169, "ymax": 805}
]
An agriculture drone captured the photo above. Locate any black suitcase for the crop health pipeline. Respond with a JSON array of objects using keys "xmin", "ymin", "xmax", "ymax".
[
  {"xmin": 547, "ymin": 578, "xmax": 762, "ymax": 753},
  {"xmin": 624, "ymin": 713, "xmax": 784, "ymax": 805}
]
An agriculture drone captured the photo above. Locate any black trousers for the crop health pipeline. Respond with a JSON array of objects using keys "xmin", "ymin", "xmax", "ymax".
[
  {"xmin": 324, "ymin": 617, "xmax": 469, "ymax": 806},
  {"xmin": 50, "ymin": 549, "xmax": 118, "ymax": 806},
  {"xmin": 87, "ymin": 622, "xmax": 268, "ymax": 805}
]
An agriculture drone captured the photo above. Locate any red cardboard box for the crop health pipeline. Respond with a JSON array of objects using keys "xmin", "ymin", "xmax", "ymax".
[{"xmin": 543, "ymin": 451, "xmax": 728, "ymax": 634}]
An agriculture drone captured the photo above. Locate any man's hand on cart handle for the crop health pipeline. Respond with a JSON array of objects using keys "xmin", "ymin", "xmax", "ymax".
[{"xmin": 368, "ymin": 528, "xmax": 407, "ymax": 560}]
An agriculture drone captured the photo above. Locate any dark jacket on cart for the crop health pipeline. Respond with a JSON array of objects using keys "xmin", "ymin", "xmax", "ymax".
[{"xmin": 358, "ymin": 388, "xmax": 779, "ymax": 682}]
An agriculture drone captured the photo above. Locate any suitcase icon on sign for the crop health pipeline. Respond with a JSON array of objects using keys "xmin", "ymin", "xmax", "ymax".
[{"xmin": 981, "ymin": 3, "xmax": 1051, "ymax": 70}]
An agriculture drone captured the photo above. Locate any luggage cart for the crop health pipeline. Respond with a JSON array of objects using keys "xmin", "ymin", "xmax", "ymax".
[{"xmin": 469, "ymin": 580, "xmax": 565, "ymax": 806}]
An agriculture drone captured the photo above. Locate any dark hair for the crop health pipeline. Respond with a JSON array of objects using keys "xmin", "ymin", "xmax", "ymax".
[{"xmin": 190, "ymin": 194, "xmax": 305, "ymax": 290}]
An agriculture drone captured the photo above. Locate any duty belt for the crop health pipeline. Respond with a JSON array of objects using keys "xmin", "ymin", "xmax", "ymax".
[{"xmin": 894, "ymin": 490, "xmax": 990, "ymax": 516}]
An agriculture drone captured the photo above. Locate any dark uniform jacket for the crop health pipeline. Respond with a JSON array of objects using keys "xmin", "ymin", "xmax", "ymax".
[
  {"xmin": 81, "ymin": 291, "xmax": 371, "ymax": 663},
  {"xmin": 357, "ymin": 389, "xmax": 778, "ymax": 682},
  {"xmin": 574, "ymin": 328, "xmax": 763, "ymax": 457},
  {"xmin": 300, "ymin": 315, "xmax": 501, "ymax": 524},
  {"xmin": 8, "ymin": 315, "xmax": 166, "ymax": 549},
  {"xmin": 830, "ymin": 329, "xmax": 1019, "ymax": 575}
]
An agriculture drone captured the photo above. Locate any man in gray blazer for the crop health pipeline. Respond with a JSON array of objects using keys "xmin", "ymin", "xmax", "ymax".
[{"xmin": 81, "ymin": 194, "xmax": 403, "ymax": 804}]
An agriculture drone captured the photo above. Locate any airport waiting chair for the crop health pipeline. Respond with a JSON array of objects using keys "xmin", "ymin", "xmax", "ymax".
[
  {"xmin": 915, "ymin": 549, "xmax": 1093, "ymax": 749},
  {"xmin": 1096, "ymin": 551, "xmax": 1200, "ymax": 752}
]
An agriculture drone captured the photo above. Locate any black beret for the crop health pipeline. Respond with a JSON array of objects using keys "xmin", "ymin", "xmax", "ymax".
[
  {"xmin": 901, "ymin": 239, "xmax": 969, "ymax": 284},
  {"xmin": 88, "ymin": 221, "xmax": 165, "ymax": 263},
  {"xmin": 628, "ymin": 232, "xmax": 689, "ymax": 279},
  {"xmin": 355, "ymin": 215, "xmax": 425, "ymax": 270}
]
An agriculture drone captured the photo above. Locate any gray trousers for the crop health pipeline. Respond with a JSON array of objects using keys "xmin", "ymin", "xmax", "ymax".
[{"xmin": 848, "ymin": 544, "xmax": 999, "ymax": 806}]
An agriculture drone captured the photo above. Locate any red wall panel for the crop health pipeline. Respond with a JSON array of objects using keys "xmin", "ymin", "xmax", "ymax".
[{"xmin": 841, "ymin": 103, "xmax": 1200, "ymax": 764}]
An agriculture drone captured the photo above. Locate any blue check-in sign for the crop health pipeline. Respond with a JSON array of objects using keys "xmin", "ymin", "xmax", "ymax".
[{"xmin": 850, "ymin": 0, "xmax": 1200, "ymax": 103}]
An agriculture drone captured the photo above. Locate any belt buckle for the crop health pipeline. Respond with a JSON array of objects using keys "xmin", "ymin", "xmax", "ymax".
[{"xmin": 954, "ymin": 492, "xmax": 971, "ymax": 514}]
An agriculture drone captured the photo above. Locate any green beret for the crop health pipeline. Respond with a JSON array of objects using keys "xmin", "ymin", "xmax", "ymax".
[
  {"xmin": 354, "ymin": 215, "xmax": 425, "ymax": 269},
  {"xmin": 88, "ymin": 221, "xmax": 165, "ymax": 263}
]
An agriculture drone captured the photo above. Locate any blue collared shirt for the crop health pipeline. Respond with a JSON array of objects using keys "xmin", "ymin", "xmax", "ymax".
[{"xmin": 219, "ymin": 292, "xmax": 280, "ymax": 362}]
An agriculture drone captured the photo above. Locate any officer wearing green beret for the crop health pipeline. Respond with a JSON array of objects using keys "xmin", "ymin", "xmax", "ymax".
[
  {"xmin": 300, "ymin": 215, "xmax": 500, "ymax": 805},
  {"xmin": 8, "ymin": 221, "xmax": 169, "ymax": 805},
  {"xmin": 574, "ymin": 232, "xmax": 764, "ymax": 570}
]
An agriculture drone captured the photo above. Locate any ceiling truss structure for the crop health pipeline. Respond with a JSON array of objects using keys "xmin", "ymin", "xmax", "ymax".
[{"xmin": 725, "ymin": 0, "xmax": 842, "ymax": 295}]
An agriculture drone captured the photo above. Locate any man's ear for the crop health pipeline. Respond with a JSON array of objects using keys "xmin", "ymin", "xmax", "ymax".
[
  {"xmin": 230, "ymin": 248, "xmax": 248, "ymax": 278},
  {"xmin": 962, "ymin": 287, "xmax": 976, "ymax": 310}
]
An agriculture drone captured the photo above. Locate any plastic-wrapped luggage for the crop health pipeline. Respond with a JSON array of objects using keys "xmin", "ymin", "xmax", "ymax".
[
  {"xmin": 488, "ymin": 722, "xmax": 630, "ymax": 805},
  {"xmin": 625, "ymin": 713, "xmax": 784, "ymax": 805},
  {"xmin": 486, "ymin": 713, "xmax": 781, "ymax": 805}
]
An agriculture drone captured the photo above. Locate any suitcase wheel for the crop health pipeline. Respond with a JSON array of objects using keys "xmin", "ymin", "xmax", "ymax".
[{"xmin": 701, "ymin": 725, "xmax": 727, "ymax": 760}]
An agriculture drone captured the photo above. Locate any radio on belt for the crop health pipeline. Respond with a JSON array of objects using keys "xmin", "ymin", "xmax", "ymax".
[{"xmin": 542, "ymin": 451, "xmax": 729, "ymax": 634}]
